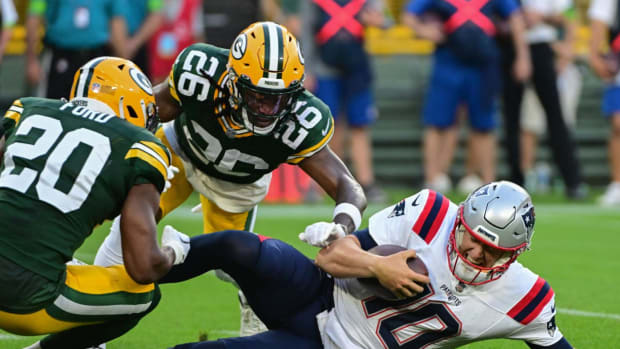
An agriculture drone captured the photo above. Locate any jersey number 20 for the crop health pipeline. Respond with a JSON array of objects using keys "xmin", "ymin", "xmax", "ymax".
[{"xmin": 0, "ymin": 115, "xmax": 111, "ymax": 213}]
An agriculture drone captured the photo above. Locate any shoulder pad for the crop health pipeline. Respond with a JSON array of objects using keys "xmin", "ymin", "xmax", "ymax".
[
  {"xmin": 3, "ymin": 99, "xmax": 24, "ymax": 125},
  {"xmin": 368, "ymin": 190, "xmax": 457, "ymax": 246},
  {"xmin": 508, "ymin": 276, "xmax": 555, "ymax": 325},
  {"xmin": 410, "ymin": 189, "xmax": 453, "ymax": 244},
  {"xmin": 124, "ymin": 139, "xmax": 171, "ymax": 191},
  {"xmin": 284, "ymin": 93, "xmax": 334, "ymax": 163},
  {"xmin": 169, "ymin": 43, "xmax": 228, "ymax": 104}
]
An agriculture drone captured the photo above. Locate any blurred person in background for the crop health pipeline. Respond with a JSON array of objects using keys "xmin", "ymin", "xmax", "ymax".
[
  {"xmin": 588, "ymin": 0, "xmax": 620, "ymax": 206},
  {"xmin": 122, "ymin": 0, "xmax": 165, "ymax": 76},
  {"xmin": 0, "ymin": 0, "xmax": 17, "ymax": 64},
  {"xmin": 520, "ymin": 6, "xmax": 581, "ymax": 193},
  {"xmin": 25, "ymin": 0, "xmax": 127, "ymax": 99},
  {"xmin": 402, "ymin": 0, "xmax": 531, "ymax": 193},
  {"xmin": 499, "ymin": 0, "xmax": 585, "ymax": 199},
  {"xmin": 202, "ymin": 0, "xmax": 281, "ymax": 49},
  {"xmin": 300, "ymin": 0, "xmax": 390, "ymax": 203},
  {"xmin": 148, "ymin": 0, "xmax": 204, "ymax": 84}
]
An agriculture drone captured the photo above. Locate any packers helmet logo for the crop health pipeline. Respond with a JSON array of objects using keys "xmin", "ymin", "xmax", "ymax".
[
  {"xmin": 232, "ymin": 34, "xmax": 247, "ymax": 60},
  {"xmin": 296, "ymin": 41, "xmax": 305, "ymax": 65},
  {"xmin": 129, "ymin": 68, "xmax": 153, "ymax": 96}
]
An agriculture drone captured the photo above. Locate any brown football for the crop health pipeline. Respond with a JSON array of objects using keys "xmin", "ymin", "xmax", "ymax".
[{"xmin": 358, "ymin": 245, "xmax": 429, "ymax": 301}]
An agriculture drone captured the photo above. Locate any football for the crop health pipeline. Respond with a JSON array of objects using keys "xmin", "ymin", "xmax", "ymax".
[{"xmin": 358, "ymin": 245, "xmax": 429, "ymax": 301}]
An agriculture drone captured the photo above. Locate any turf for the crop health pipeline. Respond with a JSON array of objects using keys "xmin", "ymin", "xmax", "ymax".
[{"xmin": 2, "ymin": 193, "xmax": 619, "ymax": 348}]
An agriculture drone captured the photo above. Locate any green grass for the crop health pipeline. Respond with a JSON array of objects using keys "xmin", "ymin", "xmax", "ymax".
[{"xmin": 2, "ymin": 192, "xmax": 620, "ymax": 348}]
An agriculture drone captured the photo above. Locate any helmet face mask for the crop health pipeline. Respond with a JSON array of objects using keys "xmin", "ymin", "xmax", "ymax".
[
  {"xmin": 226, "ymin": 22, "xmax": 305, "ymax": 136},
  {"xmin": 447, "ymin": 181, "xmax": 535, "ymax": 285},
  {"xmin": 70, "ymin": 56, "xmax": 159, "ymax": 133}
]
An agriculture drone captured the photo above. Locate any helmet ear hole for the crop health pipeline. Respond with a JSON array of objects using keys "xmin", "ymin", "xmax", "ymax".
[{"xmin": 126, "ymin": 105, "xmax": 140, "ymax": 120}]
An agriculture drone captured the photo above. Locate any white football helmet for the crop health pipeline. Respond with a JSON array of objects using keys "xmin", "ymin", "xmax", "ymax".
[{"xmin": 447, "ymin": 181, "xmax": 535, "ymax": 285}]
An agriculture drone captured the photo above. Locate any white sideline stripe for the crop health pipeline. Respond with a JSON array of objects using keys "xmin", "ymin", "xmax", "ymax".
[
  {"xmin": 0, "ymin": 334, "xmax": 20, "ymax": 340},
  {"xmin": 558, "ymin": 308, "xmax": 620, "ymax": 320},
  {"xmin": 54, "ymin": 294, "xmax": 151, "ymax": 316}
]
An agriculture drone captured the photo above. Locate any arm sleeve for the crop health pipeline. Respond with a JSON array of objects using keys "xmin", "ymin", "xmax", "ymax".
[
  {"xmin": 123, "ymin": 138, "xmax": 171, "ymax": 193},
  {"xmin": 1, "ymin": 99, "xmax": 23, "ymax": 137}
]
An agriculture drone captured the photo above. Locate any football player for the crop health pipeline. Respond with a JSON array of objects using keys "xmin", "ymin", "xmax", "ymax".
[
  {"xmin": 159, "ymin": 181, "xmax": 572, "ymax": 348},
  {"xmin": 93, "ymin": 21, "xmax": 367, "ymax": 334},
  {"xmin": 0, "ymin": 57, "xmax": 190, "ymax": 348}
]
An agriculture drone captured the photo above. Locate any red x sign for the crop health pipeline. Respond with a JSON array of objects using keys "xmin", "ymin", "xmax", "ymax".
[
  {"xmin": 314, "ymin": 0, "xmax": 366, "ymax": 45},
  {"xmin": 443, "ymin": 0, "xmax": 496, "ymax": 36}
]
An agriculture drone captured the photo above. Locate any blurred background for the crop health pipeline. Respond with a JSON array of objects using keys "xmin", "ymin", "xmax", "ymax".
[{"xmin": 0, "ymin": 0, "xmax": 616, "ymax": 204}]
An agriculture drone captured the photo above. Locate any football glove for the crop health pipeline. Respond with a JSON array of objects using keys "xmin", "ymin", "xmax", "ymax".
[
  {"xmin": 299, "ymin": 222, "xmax": 346, "ymax": 248},
  {"xmin": 161, "ymin": 225, "xmax": 190, "ymax": 265}
]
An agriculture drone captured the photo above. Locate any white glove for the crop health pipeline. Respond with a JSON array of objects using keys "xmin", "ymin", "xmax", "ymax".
[
  {"xmin": 161, "ymin": 225, "xmax": 191, "ymax": 265},
  {"xmin": 299, "ymin": 222, "xmax": 346, "ymax": 248},
  {"xmin": 163, "ymin": 165, "xmax": 180, "ymax": 193}
]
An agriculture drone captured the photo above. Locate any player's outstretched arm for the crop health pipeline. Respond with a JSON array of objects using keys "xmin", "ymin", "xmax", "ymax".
[
  {"xmin": 120, "ymin": 183, "xmax": 176, "ymax": 284},
  {"xmin": 300, "ymin": 146, "xmax": 367, "ymax": 233},
  {"xmin": 154, "ymin": 81, "xmax": 182, "ymax": 122},
  {"xmin": 316, "ymin": 235, "xmax": 429, "ymax": 298}
]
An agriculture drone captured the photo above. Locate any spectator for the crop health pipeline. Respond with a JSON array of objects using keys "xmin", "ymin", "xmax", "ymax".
[
  {"xmin": 25, "ymin": 0, "xmax": 126, "ymax": 99},
  {"xmin": 123, "ymin": 0, "xmax": 165, "ymax": 76},
  {"xmin": 403, "ymin": 0, "xmax": 531, "ymax": 193},
  {"xmin": 300, "ymin": 0, "xmax": 389, "ymax": 203},
  {"xmin": 499, "ymin": 0, "xmax": 585, "ymax": 199},
  {"xmin": 148, "ymin": 0, "xmax": 204, "ymax": 84},
  {"xmin": 0, "ymin": 0, "xmax": 17, "ymax": 64},
  {"xmin": 588, "ymin": 0, "xmax": 620, "ymax": 206},
  {"xmin": 520, "ymin": 8, "xmax": 581, "ymax": 193},
  {"xmin": 202, "ymin": 0, "xmax": 281, "ymax": 49}
]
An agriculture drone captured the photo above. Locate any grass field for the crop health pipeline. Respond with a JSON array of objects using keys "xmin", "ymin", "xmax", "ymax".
[{"xmin": 2, "ymin": 191, "xmax": 620, "ymax": 348}]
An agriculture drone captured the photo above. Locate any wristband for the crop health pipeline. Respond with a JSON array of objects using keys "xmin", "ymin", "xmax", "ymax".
[{"xmin": 333, "ymin": 203, "xmax": 362, "ymax": 232}]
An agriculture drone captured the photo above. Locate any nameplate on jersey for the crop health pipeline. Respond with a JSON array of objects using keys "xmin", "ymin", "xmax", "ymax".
[{"xmin": 412, "ymin": 190, "xmax": 449, "ymax": 244}]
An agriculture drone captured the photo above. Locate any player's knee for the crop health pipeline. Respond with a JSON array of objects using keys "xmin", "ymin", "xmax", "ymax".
[{"xmin": 217, "ymin": 230, "xmax": 261, "ymax": 264}]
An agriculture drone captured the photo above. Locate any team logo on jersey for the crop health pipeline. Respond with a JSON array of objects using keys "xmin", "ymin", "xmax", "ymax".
[
  {"xmin": 440, "ymin": 284, "xmax": 462, "ymax": 306},
  {"xmin": 387, "ymin": 200, "xmax": 406, "ymax": 218},
  {"xmin": 296, "ymin": 41, "xmax": 305, "ymax": 65},
  {"xmin": 129, "ymin": 68, "xmax": 153, "ymax": 96},
  {"xmin": 546, "ymin": 316, "xmax": 557, "ymax": 336},
  {"xmin": 232, "ymin": 34, "xmax": 247, "ymax": 60},
  {"xmin": 91, "ymin": 82, "xmax": 101, "ymax": 93},
  {"xmin": 521, "ymin": 207, "xmax": 535, "ymax": 231}
]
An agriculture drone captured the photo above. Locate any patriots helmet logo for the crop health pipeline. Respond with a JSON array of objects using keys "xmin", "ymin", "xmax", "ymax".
[{"xmin": 521, "ymin": 206, "xmax": 535, "ymax": 231}]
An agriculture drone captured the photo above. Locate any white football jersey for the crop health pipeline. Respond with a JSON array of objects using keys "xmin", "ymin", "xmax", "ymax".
[{"xmin": 321, "ymin": 189, "xmax": 564, "ymax": 348}]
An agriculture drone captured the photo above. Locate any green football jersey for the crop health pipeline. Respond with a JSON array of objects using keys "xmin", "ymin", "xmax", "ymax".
[
  {"xmin": 168, "ymin": 43, "xmax": 334, "ymax": 184},
  {"xmin": 0, "ymin": 98, "xmax": 170, "ymax": 284}
]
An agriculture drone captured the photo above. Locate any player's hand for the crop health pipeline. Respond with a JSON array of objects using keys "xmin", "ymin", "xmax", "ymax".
[
  {"xmin": 163, "ymin": 165, "xmax": 180, "ymax": 193},
  {"xmin": 513, "ymin": 53, "xmax": 532, "ymax": 82},
  {"xmin": 372, "ymin": 250, "xmax": 430, "ymax": 299},
  {"xmin": 161, "ymin": 225, "xmax": 190, "ymax": 265},
  {"xmin": 299, "ymin": 222, "xmax": 346, "ymax": 247}
]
